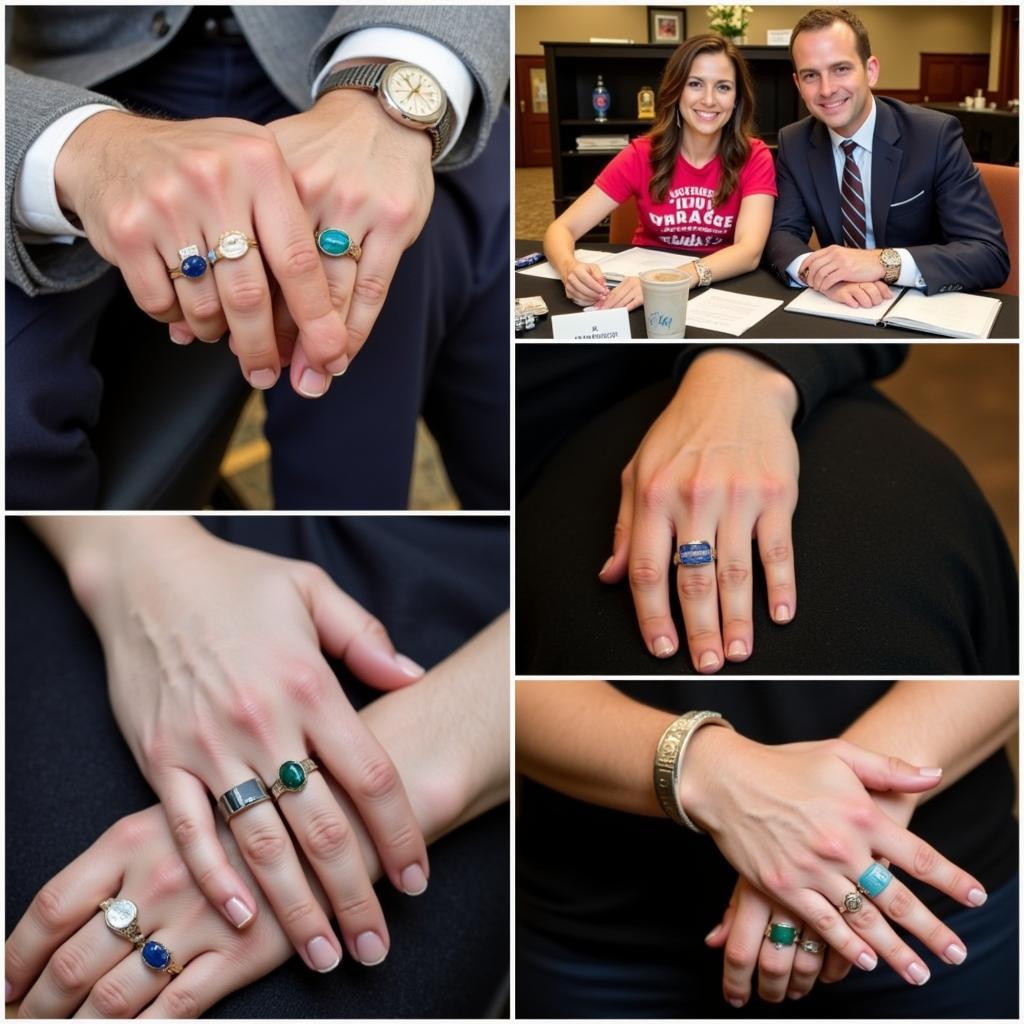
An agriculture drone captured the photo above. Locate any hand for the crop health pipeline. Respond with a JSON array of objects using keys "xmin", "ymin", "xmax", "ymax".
[
  {"xmin": 593, "ymin": 275, "xmax": 642, "ymax": 311},
  {"xmin": 562, "ymin": 259, "xmax": 609, "ymax": 305},
  {"xmin": 801, "ymin": 245, "xmax": 884, "ymax": 293},
  {"xmin": 822, "ymin": 280, "xmax": 893, "ymax": 308},
  {"xmin": 265, "ymin": 86, "xmax": 434, "ymax": 392},
  {"xmin": 54, "ymin": 110, "xmax": 346, "ymax": 395},
  {"xmin": 679, "ymin": 728, "xmax": 983, "ymax": 986},
  {"xmin": 66, "ymin": 517, "xmax": 429, "ymax": 972},
  {"xmin": 599, "ymin": 348, "xmax": 800, "ymax": 670}
]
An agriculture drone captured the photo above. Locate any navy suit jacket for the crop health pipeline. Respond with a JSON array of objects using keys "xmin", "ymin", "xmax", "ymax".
[{"xmin": 765, "ymin": 97, "xmax": 1009, "ymax": 295}]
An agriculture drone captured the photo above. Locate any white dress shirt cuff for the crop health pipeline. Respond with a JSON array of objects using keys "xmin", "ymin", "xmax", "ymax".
[
  {"xmin": 785, "ymin": 252, "xmax": 811, "ymax": 287},
  {"xmin": 312, "ymin": 27, "xmax": 472, "ymax": 162},
  {"xmin": 14, "ymin": 103, "xmax": 117, "ymax": 244},
  {"xmin": 894, "ymin": 248, "xmax": 926, "ymax": 289}
]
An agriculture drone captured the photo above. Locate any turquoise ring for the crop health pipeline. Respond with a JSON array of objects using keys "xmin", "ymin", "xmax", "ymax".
[
  {"xmin": 764, "ymin": 922, "xmax": 801, "ymax": 948},
  {"xmin": 857, "ymin": 862, "xmax": 894, "ymax": 898},
  {"xmin": 315, "ymin": 228, "xmax": 362, "ymax": 262}
]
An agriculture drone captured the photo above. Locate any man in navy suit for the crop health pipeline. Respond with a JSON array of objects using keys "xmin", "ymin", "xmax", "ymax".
[{"xmin": 765, "ymin": 7, "xmax": 1009, "ymax": 305}]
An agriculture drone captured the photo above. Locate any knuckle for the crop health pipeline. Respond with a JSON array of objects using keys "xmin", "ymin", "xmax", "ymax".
[
  {"xmin": 386, "ymin": 820, "xmax": 420, "ymax": 853},
  {"xmin": 356, "ymin": 755, "xmax": 400, "ymax": 802},
  {"xmin": 227, "ymin": 691, "xmax": 274, "ymax": 739},
  {"xmin": 149, "ymin": 854, "xmax": 191, "ymax": 899},
  {"xmin": 759, "ymin": 541, "xmax": 792, "ymax": 565},
  {"xmin": 90, "ymin": 975, "xmax": 132, "ymax": 1017},
  {"xmin": 293, "ymin": 167, "xmax": 332, "ymax": 206},
  {"xmin": 336, "ymin": 891, "xmax": 376, "ymax": 919},
  {"xmin": 281, "ymin": 898, "xmax": 318, "ymax": 927},
  {"xmin": 239, "ymin": 131, "xmax": 281, "ymax": 169},
  {"xmin": 851, "ymin": 902, "xmax": 880, "ymax": 928},
  {"xmin": 182, "ymin": 149, "xmax": 228, "ymax": 190},
  {"xmin": 33, "ymin": 886, "xmax": 66, "ymax": 931},
  {"xmin": 813, "ymin": 909, "xmax": 840, "ymax": 934},
  {"xmin": 241, "ymin": 825, "xmax": 289, "ymax": 868},
  {"xmin": 717, "ymin": 561, "xmax": 750, "ymax": 589},
  {"xmin": 169, "ymin": 812, "xmax": 203, "ymax": 851},
  {"xmin": 846, "ymin": 803, "xmax": 877, "ymax": 831},
  {"xmin": 628, "ymin": 558, "xmax": 662, "ymax": 591},
  {"xmin": 223, "ymin": 280, "xmax": 270, "ymax": 317},
  {"xmin": 110, "ymin": 811, "xmax": 155, "ymax": 849},
  {"xmin": 887, "ymin": 886, "xmax": 915, "ymax": 920},
  {"xmin": 760, "ymin": 476, "xmax": 788, "ymax": 503},
  {"xmin": 188, "ymin": 294, "xmax": 225, "ymax": 323},
  {"xmin": 278, "ymin": 240, "xmax": 322, "ymax": 280},
  {"xmin": 360, "ymin": 614, "xmax": 391, "ymax": 645},
  {"xmin": 352, "ymin": 272, "xmax": 390, "ymax": 307},
  {"xmin": 810, "ymin": 831, "xmax": 850, "ymax": 863},
  {"xmin": 135, "ymin": 290, "xmax": 177, "ymax": 319},
  {"xmin": 678, "ymin": 571, "xmax": 714, "ymax": 600},
  {"xmin": 724, "ymin": 943, "xmax": 757, "ymax": 970},
  {"xmin": 305, "ymin": 810, "xmax": 353, "ymax": 861},
  {"xmin": 163, "ymin": 985, "xmax": 201, "ymax": 1018},
  {"xmin": 106, "ymin": 204, "xmax": 147, "ymax": 249},
  {"xmin": 146, "ymin": 174, "xmax": 185, "ymax": 216},
  {"xmin": 346, "ymin": 322, "xmax": 369, "ymax": 348},
  {"xmin": 680, "ymin": 475, "xmax": 714, "ymax": 507},
  {"xmin": 50, "ymin": 945, "xmax": 89, "ymax": 993},
  {"xmin": 638, "ymin": 477, "xmax": 669, "ymax": 511},
  {"xmin": 758, "ymin": 958, "xmax": 790, "ymax": 982},
  {"xmin": 282, "ymin": 662, "xmax": 331, "ymax": 709},
  {"xmin": 913, "ymin": 841, "xmax": 940, "ymax": 876},
  {"xmin": 325, "ymin": 277, "xmax": 351, "ymax": 313}
]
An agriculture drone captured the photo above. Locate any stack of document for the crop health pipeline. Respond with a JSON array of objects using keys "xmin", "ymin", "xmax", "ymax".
[{"xmin": 576, "ymin": 135, "xmax": 629, "ymax": 152}]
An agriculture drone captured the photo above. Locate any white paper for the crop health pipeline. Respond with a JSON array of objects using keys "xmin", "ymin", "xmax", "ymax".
[
  {"xmin": 516, "ymin": 249, "xmax": 615, "ymax": 279},
  {"xmin": 784, "ymin": 286, "xmax": 902, "ymax": 324},
  {"xmin": 884, "ymin": 290, "xmax": 1001, "ymax": 339},
  {"xmin": 597, "ymin": 246, "xmax": 697, "ymax": 279},
  {"xmin": 551, "ymin": 307, "xmax": 632, "ymax": 340},
  {"xmin": 684, "ymin": 289, "xmax": 783, "ymax": 336}
]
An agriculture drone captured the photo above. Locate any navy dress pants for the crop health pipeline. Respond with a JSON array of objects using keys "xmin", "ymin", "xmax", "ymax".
[{"xmin": 5, "ymin": 22, "xmax": 509, "ymax": 510}]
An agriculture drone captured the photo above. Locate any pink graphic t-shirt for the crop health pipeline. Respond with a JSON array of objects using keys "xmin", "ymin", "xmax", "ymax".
[{"xmin": 594, "ymin": 136, "xmax": 777, "ymax": 255}]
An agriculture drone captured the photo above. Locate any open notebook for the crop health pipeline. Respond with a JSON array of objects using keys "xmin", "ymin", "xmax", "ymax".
[{"xmin": 785, "ymin": 287, "xmax": 1002, "ymax": 339}]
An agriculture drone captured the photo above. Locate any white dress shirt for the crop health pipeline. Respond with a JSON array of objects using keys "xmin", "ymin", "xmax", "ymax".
[
  {"xmin": 15, "ymin": 27, "xmax": 473, "ymax": 244},
  {"xmin": 786, "ymin": 97, "xmax": 926, "ymax": 289}
]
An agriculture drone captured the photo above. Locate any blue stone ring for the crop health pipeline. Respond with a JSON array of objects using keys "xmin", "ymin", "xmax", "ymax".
[
  {"xmin": 141, "ymin": 939, "xmax": 183, "ymax": 976},
  {"xmin": 315, "ymin": 228, "xmax": 362, "ymax": 262},
  {"xmin": 168, "ymin": 244, "xmax": 209, "ymax": 281},
  {"xmin": 857, "ymin": 862, "xmax": 894, "ymax": 898},
  {"xmin": 672, "ymin": 540, "xmax": 716, "ymax": 567}
]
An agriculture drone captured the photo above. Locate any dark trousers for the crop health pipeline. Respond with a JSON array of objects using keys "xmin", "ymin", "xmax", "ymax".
[
  {"xmin": 515, "ymin": 347, "xmax": 1018, "ymax": 674},
  {"xmin": 5, "ymin": 22, "xmax": 509, "ymax": 510},
  {"xmin": 5, "ymin": 515, "xmax": 509, "ymax": 1017}
]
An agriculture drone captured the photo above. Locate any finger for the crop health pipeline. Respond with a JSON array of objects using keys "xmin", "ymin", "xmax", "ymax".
[
  {"xmin": 269, "ymin": 769, "xmax": 390, "ymax": 966},
  {"xmin": 716, "ymin": 512, "xmax": 756, "ymax": 662},
  {"xmin": 567, "ymin": 270, "xmax": 603, "ymax": 302},
  {"xmin": 253, "ymin": 179, "xmax": 347, "ymax": 380},
  {"xmin": 156, "ymin": 768, "xmax": 258, "ymax": 930},
  {"xmin": 831, "ymin": 740, "xmax": 945, "ymax": 794},
  {"xmin": 5, "ymin": 822, "xmax": 125, "ymax": 1002},
  {"xmin": 868, "ymin": 875, "xmax": 967, "ymax": 967},
  {"xmin": 853, "ymin": 284, "xmax": 877, "ymax": 308},
  {"xmin": 626, "ymin": 288, "xmax": 644, "ymax": 311},
  {"xmin": 584, "ymin": 263, "xmax": 607, "ymax": 289},
  {"xmin": 225, "ymin": 777, "xmax": 343, "ymax": 972},
  {"xmin": 781, "ymin": 888, "xmax": 879, "ymax": 975},
  {"xmin": 602, "ymin": 286, "xmax": 631, "ymax": 309},
  {"xmin": 757, "ymin": 912, "xmax": 800, "ymax": 1004},
  {"xmin": 270, "ymin": 282, "xmax": 299, "ymax": 368},
  {"xmin": 788, "ymin": 926, "xmax": 825, "ymax": 999},
  {"xmin": 674, "ymin": 529, "xmax": 724, "ymax": 673},
  {"xmin": 820, "ymin": 944, "xmax": 853, "ymax": 984},
  {"xmin": 118, "ymin": 244, "xmax": 186, "ymax": 326},
  {"xmin": 755, "ymin": 505, "xmax": 797, "ymax": 625},
  {"xmin": 721, "ymin": 889, "xmax": 772, "ymax": 1008},
  {"xmin": 163, "ymin": 236, "xmax": 230, "ymax": 345},
  {"xmin": 137, "ymin": 950, "xmax": 252, "ymax": 1018},
  {"xmin": 308, "ymin": 697, "xmax": 429, "ymax": 899},
  {"xmin": 340, "ymin": 234, "xmax": 401, "ymax": 364},
  {"xmin": 627, "ymin": 504, "xmax": 678, "ymax": 658},
  {"xmin": 704, "ymin": 898, "xmax": 736, "ymax": 948},
  {"xmin": 600, "ymin": 461, "xmax": 635, "ymax": 584}
]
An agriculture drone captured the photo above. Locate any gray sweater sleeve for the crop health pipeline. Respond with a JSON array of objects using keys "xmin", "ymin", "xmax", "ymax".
[
  {"xmin": 5, "ymin": 65, "xmax": 124, "ymax": 296},
  {"xmin": 308, "ymin": 5, "xmax": 508, "ymax": 172}
]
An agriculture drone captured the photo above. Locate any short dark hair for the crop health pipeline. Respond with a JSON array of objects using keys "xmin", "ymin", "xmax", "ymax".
[{"xmin": 789, "ymin": 8, "xmax": 872, "ymax": 67}]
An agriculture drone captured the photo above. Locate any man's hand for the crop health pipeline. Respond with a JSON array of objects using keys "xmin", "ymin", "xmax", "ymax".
[
  {"xmin": 266, "ymin": 86, "xmax": 434, "ymax": 389},
  {"xmin": 801, "ymin": 245, "xmax": 884, "ymax": 293},
  {"xmin": 822, "ymin": 280, "xmax": 893, "ymax": 308}
]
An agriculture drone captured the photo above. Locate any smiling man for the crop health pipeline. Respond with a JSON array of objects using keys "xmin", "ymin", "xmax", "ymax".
[{"xmin": 764, "ymin": 7, "xmax": 1009, "ymax": 305}]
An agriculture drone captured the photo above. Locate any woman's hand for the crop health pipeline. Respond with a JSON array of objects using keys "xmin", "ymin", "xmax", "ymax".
[
  {"xmin": 562, "ymin": 259, "xmax": 609, "ymax": 306},
  {"xmin": 60, "ymin": 517, "xmax": 429, "ymax": 972},
  {"xmin": 599, "ymin": 348, "xmax": 800, "ymax": 669},
  {"xmin": 679, "ymin": 729, "xmax": 982, "ymax": 987},
  {"xmin": 593, "ymin": 275, "xmax": 643, "ymax": 311}
]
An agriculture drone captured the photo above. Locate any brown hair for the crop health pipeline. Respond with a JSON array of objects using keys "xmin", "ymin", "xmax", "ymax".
[
  {"xmin": 789, "ymin": 8, "xmax": 872, "ymax": 66},
  {"xmin": 647, "ymin": 34, "xmax": 756, "ymax": 208}
]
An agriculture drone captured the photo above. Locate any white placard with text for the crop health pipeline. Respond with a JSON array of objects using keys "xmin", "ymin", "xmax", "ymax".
[{"xmin": 551, "ymin": 307, "xmax": 632, "ymax": 341}]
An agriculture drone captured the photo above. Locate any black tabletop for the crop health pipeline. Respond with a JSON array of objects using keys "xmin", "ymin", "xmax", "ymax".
[{"xmin": 514, "ymin": 240, "xmax": 1018, "ymax": 340}]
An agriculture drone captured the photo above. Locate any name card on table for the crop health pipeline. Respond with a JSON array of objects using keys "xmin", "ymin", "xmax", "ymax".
[
  {"xmin": 766, "ymin": 29, "xmax": 792, "ymax": 45},
  {"xmin": 551, "ymin": 307, "xmax": 632, "ymax": 340}
]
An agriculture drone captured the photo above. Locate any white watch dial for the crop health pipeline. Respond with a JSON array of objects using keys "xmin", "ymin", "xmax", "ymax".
[{"xmin": 386, "ymin": 66, "xmax": 443, "ymax": 119}]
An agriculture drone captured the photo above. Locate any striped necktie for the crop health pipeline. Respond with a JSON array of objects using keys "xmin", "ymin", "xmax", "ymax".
[{"xmin": 840, "ymin": 139, "xmax": 867, "ymax": 248}]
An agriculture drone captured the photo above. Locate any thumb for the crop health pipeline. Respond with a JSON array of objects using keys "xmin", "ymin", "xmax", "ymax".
[
  {"xmin": 599, "ymin": 463, "xmax": 635, "ymax": 583},
  {"xmin": 704, "ymin": 900, "xmax": 735, "ymax": 947},
  {"xmin": 585, "ymin": 263, "xmax": 607, "ymax": 289},
  {"xmin": 297, "ymin": 564, "xmax": 425, "ymax": 690},
  {"xmin": 833, "ymin": 739, "xmax": 943, "ymax": 794}
]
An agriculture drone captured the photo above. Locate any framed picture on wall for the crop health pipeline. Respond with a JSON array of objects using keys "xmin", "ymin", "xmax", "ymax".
[{"xmin": 648, "ymin": 7, "xmax": 686, "ymax": 45}]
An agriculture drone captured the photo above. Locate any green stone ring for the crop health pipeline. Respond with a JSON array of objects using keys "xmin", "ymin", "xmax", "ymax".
[
  {"xmin": 315, "ymin": 228, "xmax": 362, "ymax": 262},
  {"xmin": 270, "ymin": 757, "xmax": 319, "ymax": 798},
  {"xmin": 764, "ymin": 922, "xmax": 801, "ymax": 948}
]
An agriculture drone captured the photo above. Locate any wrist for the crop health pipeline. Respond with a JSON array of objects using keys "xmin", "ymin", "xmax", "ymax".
[
  {"xmin": 675, "ymin": 726, "xmax": 750, "ymax": 833},
  {"xmin": 686, "ymin": 348, "xmax": 800, "ymax": 423},
  {"xmin": 53, "ymin": 108, "xmax": 134, "ymax": 217}
]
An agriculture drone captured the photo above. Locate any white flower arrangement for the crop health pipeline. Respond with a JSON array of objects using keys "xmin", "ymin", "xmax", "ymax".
[{"xmin": 707, "ymin": 5, "xmax": 754, "ymax": 38}]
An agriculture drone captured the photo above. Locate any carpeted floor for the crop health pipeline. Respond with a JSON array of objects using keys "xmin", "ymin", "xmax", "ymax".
[{"xmin": 516, "ymin": 167, "xmax": 556, "ymax": 239}]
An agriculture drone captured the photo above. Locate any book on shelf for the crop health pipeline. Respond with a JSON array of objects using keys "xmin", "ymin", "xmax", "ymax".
[{"xmin": 575, "ymin": 134, "xmax": 629, "ymax": 152}]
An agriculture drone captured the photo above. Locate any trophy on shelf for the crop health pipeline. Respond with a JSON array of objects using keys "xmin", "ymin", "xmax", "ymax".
[
  {"xmin": 637, "ymin": 85, "xmax": 656, "ymax": 120},
  {"xmin": 592, "ymin": 75, "xmax": 611, "ymax": 122}
]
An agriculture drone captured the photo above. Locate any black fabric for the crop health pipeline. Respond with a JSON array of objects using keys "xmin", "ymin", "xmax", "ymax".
[
  {"xmin": 516, "ymin": 349, "xmax": 1018, "ymax": 675},
  {"xmin": 5, "ymin": 516, "xmax": 509, "ymax": 1018},
  {"xmin": 516, "ymin": 681, "xmax": 1018, "ymax": 1018}
]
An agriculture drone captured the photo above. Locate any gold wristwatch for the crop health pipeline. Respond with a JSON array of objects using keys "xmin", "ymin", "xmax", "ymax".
[{"xmin": 879, "ymin": 247, "xmax": 901, "ymax": 284}]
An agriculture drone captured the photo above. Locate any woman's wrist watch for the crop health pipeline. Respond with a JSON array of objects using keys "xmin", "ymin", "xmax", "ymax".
[{"xmin": 314, "ymin": 61, "xmax": 452, "ymax": 162}]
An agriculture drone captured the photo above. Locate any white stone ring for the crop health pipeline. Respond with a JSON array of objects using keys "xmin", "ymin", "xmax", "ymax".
[
  {"xmin": 100, "ymin": 897, "xmax": 146, "ymax": 948},
  {"xmin": 207, "ymin": 229, "xmax": 259, "ymax": 266}
]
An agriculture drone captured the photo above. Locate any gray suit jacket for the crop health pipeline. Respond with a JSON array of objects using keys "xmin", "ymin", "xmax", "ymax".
[{"xmin": 6, "ymin": 5, "xmax": 509, "ymax": 295}]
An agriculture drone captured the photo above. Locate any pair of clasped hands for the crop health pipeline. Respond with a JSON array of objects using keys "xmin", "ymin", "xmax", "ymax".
[
  {"xmin": 5, "ymin": 518, "xmax": 453, "ymax": 1017},
  {"xmin": 54, "ymin": 71, "xmax": 434, "ymax": 397}
]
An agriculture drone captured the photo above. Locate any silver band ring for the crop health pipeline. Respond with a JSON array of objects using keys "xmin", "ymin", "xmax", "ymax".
[
  {"xmin": 218, "ymin": 777, "xmax": 272, "ymax": 821},
  {"xmin": 799, "ymin": 938, "xmax": 824, "ymax": 955}
]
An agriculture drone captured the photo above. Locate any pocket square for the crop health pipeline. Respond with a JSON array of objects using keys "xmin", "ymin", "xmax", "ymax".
[{"xmin": 890, "ymin": 190, "xmax": 925, "ymax": 208}]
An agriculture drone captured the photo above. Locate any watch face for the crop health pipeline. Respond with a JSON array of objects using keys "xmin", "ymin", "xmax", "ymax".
[{"xmin": 384, "ymin": 64, "xmax": 444, "ymax": 120}]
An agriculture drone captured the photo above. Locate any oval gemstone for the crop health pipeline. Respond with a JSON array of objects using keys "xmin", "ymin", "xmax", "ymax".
[
  {"xmin": 279, "ymin": 760, "xmax": 306, "ymax": 791},
  {"xmin": 105, "ymin": 898, "xmax": 137, "ymax": 929},
  {"xmin": 142, "ymin": 941, "xmax": 170, "ymax": 970},
  {"xmin": 218, "ymin": 231, "xmax": 249, "ymax": 259},
  {"xmin": 181, "ymin": 254, "xmax": 207, "ymax": 278},
  {"xmin": 317, "ymin": 229, "xmax": 350, "ymax": 257}
]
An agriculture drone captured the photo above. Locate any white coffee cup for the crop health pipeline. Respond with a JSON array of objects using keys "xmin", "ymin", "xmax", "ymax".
[{"xmin": 640, "ymin": 268, "xmax": 691, "ymax": 339}]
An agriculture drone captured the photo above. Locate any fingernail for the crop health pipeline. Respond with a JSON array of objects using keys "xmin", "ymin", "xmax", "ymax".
[
  {"xmin": 704, "ymin": 924, "xmax": 721, "ymax": 943},
  {"xmin": 401, "ymin": 864, "xmax": 428, "ymax": 896},
  {"xmin": 652, "ymin": 635, "xmax": 675, "ymax": 658},
  {"xmin": 299, "ymin": 368, "xmax": 329, "ymax": 398},
  {"xmin": 788, "ymin": 990, "xmax": 804, "ymax": 1000},
  {"xmin": 728, "ymin": 997, "xmax": 744, "ymax": 1008},
  {"xmin": 355, "ymin": 931, "xmax": 388, "ymax": 966},
  {"xmin": 918, "ymin": 766, "xmax": 943, "ymax": 777},
  {"xmin": 598, "ymin": 556, "xmax": 614, "ymax": 578},
  {"xmin": 944, "ymin": 943, "xmax": 967, "ymax": 965},
  {"xmin": 727, "ymin": 639, "xmax": 747, "ymax": 658},
  {"xmin": 857, "ymin": 952, "xmax": 877, "ymax": 971},
  {"xmin": 967, "ymin": 888, "xmax": 987, "ymax": 906},
  {"xmin": 326, "ymin": 354, "xmax": 349, "ymax": 377},
  {"xmin": 698, "ymin": 650, "xmax": 720, "ymax": 671},
  {"xmin": 907, "ymin": 961, "xmax": 930, "ymax": 985},
  {"xmin": 169, "ymin": 325, "xmax": 194, "ymax": 345},
  {"xmin": 774, "ymin": 604, "xmax": 791, "ymax": 623},
  {"xmin": 306, "ymin": 936, "xmax": 341, "ymax": 972},
  {"xmin": 197, "ymin": 335, "xmax": 223, "ymax": 344},
  {"xmin": 223, "ymin": 896, "xmax": 253, "ymax": 928},
  {"xmin": 249, "ymin": 368, "xmax": 278, "ymax": 390},
  {"xmin": 394, "ymin": 653, "xmax": 425, "ymax": 678},
  {"xmin": 6, "ymin": 980, "xmax": 12, "ymax": 1000}
]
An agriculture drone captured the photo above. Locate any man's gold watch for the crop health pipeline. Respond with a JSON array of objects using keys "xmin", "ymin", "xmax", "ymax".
[{"xmin": 879, "ymin": 248, "xmax": 901, "ymax": 285}]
